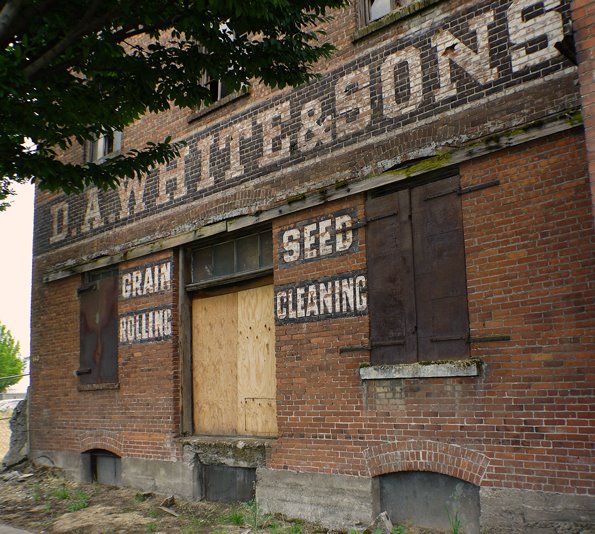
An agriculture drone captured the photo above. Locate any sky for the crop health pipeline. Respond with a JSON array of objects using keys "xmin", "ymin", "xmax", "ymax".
[{"xmin": 0, "ymin": 182, "xmax": 34, "ymax": 393}]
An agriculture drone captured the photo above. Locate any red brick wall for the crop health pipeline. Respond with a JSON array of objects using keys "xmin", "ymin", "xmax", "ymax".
[
  {"xmin": 268, "ymin": 129, "xmax": 594, "ymax": 496},
  {"xmin": 29, "ymin": 250, "xmax": 182, "ymax": 461},
  {"xmin": 28, "ymin": 0, "xmax": 593, "ymax": 504},
  {"xmin": 461, "ymin": 128, "xmax": 594, "ymax": 494},
  {"xmin": 271, "ymin": 196, "xmax": 370, "ymax": 475},
  {"xmin": 572, "ymin": 0, "xmax": 595, "ymax": 219}
]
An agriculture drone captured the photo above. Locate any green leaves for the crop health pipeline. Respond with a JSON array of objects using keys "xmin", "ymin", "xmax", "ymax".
[
  {"xmin": 0, "ymin": 322, "xmax": 24, "ymax": 392},
  {"xmin": 0, "ymin": 0, "xmax": 348, "ymax": 201}
]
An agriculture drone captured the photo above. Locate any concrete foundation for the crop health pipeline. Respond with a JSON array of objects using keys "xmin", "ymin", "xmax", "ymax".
[
  {"xmin": 30, "ymin": 450, "xmax": 81, "ymax": 480},
  {"xmin": 30, "ymin": 451, "xmax": 198, "ymax": 500},
  {"xmin": 120, "ymin": 457, "xmax": 198, "ymax": 499},
  {"xmin": 256, "ymin": 468, "xmax": 378, "ymax": 530},
  {"xmin": 479, "ymin": 487, "xmax": 595, "ymax": 533},
  {"xmin": 28, "ymin": 452, "xmax": 595, "ymax": 533}
]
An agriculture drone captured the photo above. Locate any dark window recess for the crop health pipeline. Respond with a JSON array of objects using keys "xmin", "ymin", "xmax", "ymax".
[
  {"xmin": 206, "ymin": 79, "xmax": 232, "ymax": 103},
  {"xmin": 79, "ymin": 269, "xmax": 118, "ymax": 384},
  {"xmin": 201, "ymin": 464, "xmax": 256, "ymax": 503},
  {"xmin": 87, "ymin": 450, "xmax": 121, "ymax": 486},
  {"xmin": 380, "ymin": 472, "xmax": 480, "ymax": 533},
  {"xmin": 191, "ymin": 230, "xmax": 273, "ymax": 284},
  {"xmin": 366, "ymin": 175, "xmax": 470, "ymax": 365}
]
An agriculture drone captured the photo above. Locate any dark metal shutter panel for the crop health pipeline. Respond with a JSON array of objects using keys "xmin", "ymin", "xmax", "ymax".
[
  {"xmin": 79, "ymin": 275, "xmax": 118, "ymax": 384},
  {"xmin": 411, "ymin": 176, "xmax": 470, "ymax": 361},
  {"xmin": 366, "ymin": 191, "xmax": 417, "ymax": 364}
]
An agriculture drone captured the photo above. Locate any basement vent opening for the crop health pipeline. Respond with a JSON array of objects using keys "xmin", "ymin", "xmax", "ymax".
[
  {"xmin": 200, "ymin": 464, "xmax": 256, "ymax": 503},
  {"xmin": 83, "ymin": 449, "xmax": 121, "ymax": 486},
  {"xmin": 379, "ymin": 471, "xmax": 480, "ymax": 534}
]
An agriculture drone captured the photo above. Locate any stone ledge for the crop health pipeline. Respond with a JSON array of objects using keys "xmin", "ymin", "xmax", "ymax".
[
  {"xmin": 77, "ymin": 382, "xmax": 119, "ymax": 391},
  {"xmin": 359, "ymin": 359, "xmax": 481, "ymax": 380},
  {"xmin": 180, "ymin": 435, "xmax": 275, "ymax": 468},
  {"xmin": 188, "ymin": 88, "xmax": 250, "ymax": 122}
]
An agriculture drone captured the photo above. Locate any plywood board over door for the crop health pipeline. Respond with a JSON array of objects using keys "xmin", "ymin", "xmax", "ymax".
[
  {"xmin": 192, "ymin": 292, "xmax": 239, "ymax": 435},
  {"xmin": 238, "ymin": 285, "xmax": 277, "ymax": 436},
  {"xmin": 192, "ymin": 284, "xmax": 277, "ymax": 437}
]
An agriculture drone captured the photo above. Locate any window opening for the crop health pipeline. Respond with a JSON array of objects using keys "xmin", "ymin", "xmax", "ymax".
[
  {"xmin": 206, "ymin": 79, "xmax": 232, "ymax": 103},
  {"xmin": 87, "ymin": 449, "xmax": 121, "ymax": 485},
  {"xmin": 368, "ymin": 0, "xmax": 394, "ymax": 21},
  {"xmin": 78, "ymin": 267, "xmax": 119, "ymax": 385},
  {"xmin": 366, "ymin": 174, "xmax": 470, "ymax": 364},
  {"xmin": 380, "ymin": 472, "xmax": 480, "ymax": 532},
  {"xmin": 188, "ymin": 228, "xmax": 276, "ymax": 438},
  {"xmin": 86, "ymin": 131, "xmax": 121, "ymax": 163},
  {"xmin": 190, "ymin": 230, "xmax": 273, "ymax": 286}
]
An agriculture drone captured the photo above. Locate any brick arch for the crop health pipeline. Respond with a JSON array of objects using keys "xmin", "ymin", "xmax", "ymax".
[
  {"xmin": 79, "ymin": 432, "xmax": 123, "ymax": 457},
  {"xmin": 363, "ymin": 440, "xmax": 490, "ymax": 486}
]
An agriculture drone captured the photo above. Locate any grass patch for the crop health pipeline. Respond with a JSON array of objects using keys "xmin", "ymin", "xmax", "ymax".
[
  {"xmin": 31, "ymin": 483, "xmax": 43, "ymax": 502},
  {"xmin": 53, "ymin": 486, "xmax": 70, "ymax": 500},
  {"xmin": 66, "ymin": 490, "xmax": 90, "ymax": 512},
  {"xmin": 229, "ymin": 509, "xmax": 245, "ymax": 525},
  {"xmin": 288, "ymin": 521, "xmax": 304, "ymax": 533}
]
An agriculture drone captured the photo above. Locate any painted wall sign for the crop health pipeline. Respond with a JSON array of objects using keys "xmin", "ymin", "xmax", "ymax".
[
  {"xmin": 278, "ymin": 208, "xmax": 358, "ymax": 268},
  {"xmin": 120, "ymin": 260, "xmax": 172, "ymax": 299},
  {"xmin": 275, "ymin": 271, "xmax": 367, "ymax": 323},
  {"xmin": 119, "ymin": 305, "xmax": 173, "ymax": 344},
  {"xmin": 36, "ymin": 0, "xmax": 573, "ymax": 254}
]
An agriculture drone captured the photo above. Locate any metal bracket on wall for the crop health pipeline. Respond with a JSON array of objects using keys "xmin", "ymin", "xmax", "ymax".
[{"xmin": 469, "ymin": 335, "xmax": 511, "ymax": 343}]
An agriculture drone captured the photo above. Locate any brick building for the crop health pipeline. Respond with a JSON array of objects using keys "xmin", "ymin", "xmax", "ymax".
[{"xmin": 29, "ymin": 0, "xmax": 594, "ymax": 531}]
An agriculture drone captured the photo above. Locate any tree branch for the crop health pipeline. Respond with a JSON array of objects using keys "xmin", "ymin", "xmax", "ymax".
[
  {"xmin": 23, "ymin": 1, "xmax": 118, "ymax": 80},
  {"xmin": 0, "ymin": 0, "xmax": 23, "ymax": 44},
  {"xmin": 110, "ymin": 25, "xmax": 153, "ymax": 45},
  {"xmin": 0, "ymin": 0, "xmax": 61, "ymax": 49}
]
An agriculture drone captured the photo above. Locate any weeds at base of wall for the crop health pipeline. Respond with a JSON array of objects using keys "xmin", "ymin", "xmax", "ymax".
[{"xmin": 0, "ymin": 463, "xmax": 328, "ymax": 533}]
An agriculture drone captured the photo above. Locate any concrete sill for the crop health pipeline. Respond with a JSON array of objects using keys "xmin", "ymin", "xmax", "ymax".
[
  {"xmin": 180, "ymin": 435, "xmax": 276, "ymax": 468},
  {"xmin": 359, "ymin": 359, "xmax": 481, "ymax": 380},
  {"xmin": 77, "ymin": 382, "xmax": 119, "ymax": 391},
  {"xmin": 188, "ymin": 89, "xmax": 250, "ymax": 123}
]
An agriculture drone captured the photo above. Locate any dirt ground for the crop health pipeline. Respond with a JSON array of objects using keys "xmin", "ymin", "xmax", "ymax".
[
  {"xmin": 0, "ymin": 463, "xmax": 326, "ymax": 534},
  {"xmin": 0, "ymin": 463, "xmax": 444, "ymax": 534}
]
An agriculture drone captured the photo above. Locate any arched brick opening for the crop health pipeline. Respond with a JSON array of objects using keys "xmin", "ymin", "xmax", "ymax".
[
  {"xmin": 364, "ymin": 439, "xmax": 490, "ymax": 486},
  {"xmin": 79, "ymin": 433, "xmax": 123, "ymax": 458}
]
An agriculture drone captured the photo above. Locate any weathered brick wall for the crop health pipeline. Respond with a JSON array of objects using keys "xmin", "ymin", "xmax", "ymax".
[
  {"xmin": 271, "ymin": 196, "xmax": 370, "ymax": 475},
  {"xmin": 571, "ymin": 0, "xmax": 595, "ymax": 219},
  {"xmin": 29, "ymin": 0, "xmax": 594, "ymax": 508},
  {"xmin": 461, "ymin": 129, "xmax": 593, "ymax": 494},
  {"xmin": 268, "ymin": 129, "xmax": 594, "ymax": 496},
  {"xmin": 30, "ymin": 250, "xmax": 181, "ymax": 461},
  {"xmin": 33, "ymin": 0, "xmax": 578, "ymax": 269}
]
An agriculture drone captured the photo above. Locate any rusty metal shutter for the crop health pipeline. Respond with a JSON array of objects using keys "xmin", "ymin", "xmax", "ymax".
[
  {"xmin": 79, "ymin": 274, "xmax": 118, "ymax": 384},
  {"xmin": 366, "ymin": 190, "xmax": 417, "ymax": 364},
  {"xmin": 411, "ymin": 176, "xmax": 469, "ymax": 361},
  {"xmin": 366, "ymin": 174, "xmax": 470, "ymax": 365}
]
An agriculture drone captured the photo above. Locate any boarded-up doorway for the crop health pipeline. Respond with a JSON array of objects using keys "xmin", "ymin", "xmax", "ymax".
[{"xmin": 192, "ymin": 283, "xmax": 276, "ymax": 437}]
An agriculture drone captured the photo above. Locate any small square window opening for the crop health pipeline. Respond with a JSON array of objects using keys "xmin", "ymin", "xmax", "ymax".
[{"xmin": 86, "ymin": 131, "xmax": 122, "ymax": 163}]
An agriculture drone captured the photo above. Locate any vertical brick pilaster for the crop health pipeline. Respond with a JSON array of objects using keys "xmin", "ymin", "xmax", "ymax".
[{"xmin": 572, "ymin": 0, "xmax": 595, "ymax": 222}]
